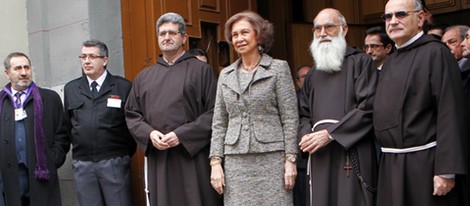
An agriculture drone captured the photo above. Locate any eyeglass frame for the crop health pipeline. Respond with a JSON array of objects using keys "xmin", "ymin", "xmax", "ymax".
[
  {"xmin": 78, "ymin": 54, "xmax": 105, "ymax": 61},
  {"xmin": 380, "ymin": 10, "xmax": 421, "ymax": 22},
  {"xmin": 158, "ymin": 30, "xmax": 182, "ymax": 37},
  {"xmin": 363, "ymin": 44, "xmax": 385, "ymax": 51},
  {"xmin": 312, "ymin": 24, "xmax": 343, "ymax": 35}
]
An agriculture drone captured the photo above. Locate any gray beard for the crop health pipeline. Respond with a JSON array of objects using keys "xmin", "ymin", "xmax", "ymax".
[{"xmin": 310, "ymin": 33, "xmax": 347, "ymax": 73}]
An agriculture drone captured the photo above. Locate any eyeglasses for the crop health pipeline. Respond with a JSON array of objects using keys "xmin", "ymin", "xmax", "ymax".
[
  {"xmin": 312, "ymin": 24, "xmax": 342, "ymax": 34},
  {"xmin": 158, "ymin": 30, "xmax": 181, "ymax": 37},
  {"xmin": 363, "ymin": 44, "xmax": 384, "ymax": 51},
  {"xmin": 78, "ymin": 54, "xmax": 104, "ymax": 61},
  {"xmin": 381, "ymin": 10, "xmax": 421, "ymax": 22}
]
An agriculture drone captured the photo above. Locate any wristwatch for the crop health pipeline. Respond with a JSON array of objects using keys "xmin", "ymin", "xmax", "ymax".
[{"xmin": 285, "ymin": 154, "xmax": 297, "ymax": 163}]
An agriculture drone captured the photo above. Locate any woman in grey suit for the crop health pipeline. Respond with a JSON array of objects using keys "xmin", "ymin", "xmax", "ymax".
[{"xmin": 209, "ymin": 10, "xmax": 299, "ymax": 206}]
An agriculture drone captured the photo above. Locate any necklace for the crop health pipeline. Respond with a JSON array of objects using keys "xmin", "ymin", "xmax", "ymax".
[{"xmin": 242, "ymin": 55, "xmax": 261, "ymax": 71}]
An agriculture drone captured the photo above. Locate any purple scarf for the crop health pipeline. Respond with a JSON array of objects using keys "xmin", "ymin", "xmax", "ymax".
[{"xmin": 0, "ymin": 82, "xmax": 49, "ymax": 180}]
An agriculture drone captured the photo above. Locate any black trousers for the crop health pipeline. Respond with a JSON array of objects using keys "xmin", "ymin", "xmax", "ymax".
[{"xmin": 18, "ymin": 163, "xmax": 30, "ymax": 206}]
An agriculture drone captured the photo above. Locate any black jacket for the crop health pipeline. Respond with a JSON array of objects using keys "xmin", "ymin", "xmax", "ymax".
[
  {"xmin": 64, "ymin": 72, "xmax": 136, "ymax": 161},
  {"xmin": 0, "ymin": 86, "xmax": 69, "ymax": 206}
]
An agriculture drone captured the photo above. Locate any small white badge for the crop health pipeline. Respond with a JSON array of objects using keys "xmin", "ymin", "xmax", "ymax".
[
  {"xmin": 15, "ymin": 109, "xmax": 27, "ymax": 121},
  {"xmin": 107, "ymin": 95, "xmax": 122, "ymax": 108}
]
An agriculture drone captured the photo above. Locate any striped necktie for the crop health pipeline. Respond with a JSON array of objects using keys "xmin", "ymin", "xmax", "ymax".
[{"xmin": 15, "ymin": 91, "xmax": 24, "ymax": 107}]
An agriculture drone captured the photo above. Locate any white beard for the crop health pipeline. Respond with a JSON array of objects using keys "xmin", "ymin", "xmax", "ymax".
[{"xmin": 309, "ymin": 30, "xmax": 347, "ymax": 73}]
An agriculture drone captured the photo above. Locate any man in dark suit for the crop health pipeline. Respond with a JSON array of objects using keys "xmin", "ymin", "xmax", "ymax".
[
  {"xmin": 63, "ymin": 39, "xmax": 136, "ymax": 206},
  {"xmin": 0, "ymin": 52, "xmax": 69, "ymax": 206},
  {"xmin": 460, "ymin": 26, "xmax": 470, "ymax": 206},
  {"xmin": 461, "ymin": 26, "xmax": 470, "ymax": 89},
  {"xmin": 363, "ymin": 26, "xmax": 394, "ymax": 70},
  {"xmin": 442, "ymin": 25, "xmax": 469, "ymax": 73}
]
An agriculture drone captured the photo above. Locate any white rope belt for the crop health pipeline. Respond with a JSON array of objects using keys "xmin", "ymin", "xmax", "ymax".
[
  {"xmin": 144, "ymin": 157, "xmax": 150, "ymax": 206},
  {"xmin": 311, "ymin": 119, "xmax": 340, "ymax": 132},
  {"xmin": 381, "ymin": 141, "xmax": 436, "ymax": 153}
]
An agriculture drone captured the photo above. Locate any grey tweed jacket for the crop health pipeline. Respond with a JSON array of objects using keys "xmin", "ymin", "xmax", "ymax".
[{"xmin": 210, "ymin": 54, "xmax": 299, "ymax": 157}]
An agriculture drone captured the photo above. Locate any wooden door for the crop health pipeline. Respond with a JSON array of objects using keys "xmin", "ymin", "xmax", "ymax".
[
  {"xmin": 121, "ymin": 0, "xmax": 158, "ymax": 205},
  {"xmin": 463, "ymin": 0, "xmax": 470, "ymax": 8}
]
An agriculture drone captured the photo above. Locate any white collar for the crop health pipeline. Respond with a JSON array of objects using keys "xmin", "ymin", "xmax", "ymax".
[
  {"xmin": 377, "ymin": 64, "xmax": 383, "ymax": 71},
  {"xmin": 163, "ymin": 51, "xmax": 185, "ymax": 65},
  {"xmin": 11, "ymin": 88, "xmax": 23, "ymax": 96},
  {"xmin": 87, "ymin": 70, "xmax": 108, "ymax": 88},
  {"xmin": 395, "ymin": 31, "xmax": 424, "ymax": 49}
]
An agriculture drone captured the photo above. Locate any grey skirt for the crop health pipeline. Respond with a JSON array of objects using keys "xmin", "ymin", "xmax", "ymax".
[{"xmin": 224, "ymin": 151, "xmax": 293, "ymax": 206}]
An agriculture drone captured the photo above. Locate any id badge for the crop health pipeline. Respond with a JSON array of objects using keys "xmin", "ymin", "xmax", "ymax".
[
  {"xmin": 15, "ymin": 108, "xmax": 27, "ymax": 121},
  {"xmin": 107, "ymin": 95, "xmax": 122, "ymax": 108}
]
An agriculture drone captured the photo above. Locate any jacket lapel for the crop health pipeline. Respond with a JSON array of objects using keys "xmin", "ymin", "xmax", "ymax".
[
  {"xmin": 98, "ymin": 73, "xmax": 114, "ymax": 98},
  {"xmin": 252, "ymin": 54, "xmax": 273, "ymax": 83},
  {"xmin": 78, "ymin": 72, "xmax": 116, "ymax": 99},
  {"xmin": 223, "ymin": 59, "xmax": 242, "ymax": 95},
  {"xmin": 78, "ymin": 77, "xmax": 94, "ymax": 99}
]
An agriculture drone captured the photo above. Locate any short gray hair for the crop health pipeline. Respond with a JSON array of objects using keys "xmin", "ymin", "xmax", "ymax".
[
  {"xmin": 4, "ymin": 52, "xmax": 31, "ymax": 69},
  {"xmin": 338, "ymin": 14, "xmax": 346, "ymax": 25},
  {"xmin": 445, "ymin": 25, "xmax": 470, "ymax": 39},
  {"xmin": 156, "ymin": 12, "xmax": 186, "ymax": 35},
  {"xmin": 82, "ymin": 39, "xmax": 109, "ymax": 57},
  {"xmin": 413, "ymin": 0, "xmax": 424, "ymax": 11}
]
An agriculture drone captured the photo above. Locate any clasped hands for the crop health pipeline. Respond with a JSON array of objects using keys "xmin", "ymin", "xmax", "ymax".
[
  {"xmin": 299, "ymin": 129, "xmax": 331, "ymax": 154},
  {"xmin": 150, "ymin": 130, "xmax": 180, "ymax": 150}
]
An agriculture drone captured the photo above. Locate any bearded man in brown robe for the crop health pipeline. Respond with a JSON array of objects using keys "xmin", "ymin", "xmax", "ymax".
[{"xmin": 298, "ymin": 8, "xmax": 378, "ymax": 206}]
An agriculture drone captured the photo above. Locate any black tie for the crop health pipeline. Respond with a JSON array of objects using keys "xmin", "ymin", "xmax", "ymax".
[
  {"xmin": 15, "ymin": 91, "xmax": 24, "ymax": 107},
  {"xmin": 91, "ymin": 81, "xmax": 99, "ymax": 97}
]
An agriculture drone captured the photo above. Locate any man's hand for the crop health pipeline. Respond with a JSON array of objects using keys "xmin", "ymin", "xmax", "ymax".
[
  {"xmin": 161, "ymin": 132, "xmax": 181, "ymax": 148},
  {"xmin": 299, "ymin": 129, "xmax": 331, "ymax": 154},
  {"xmin": 149, "ymin": 130, "xmax": 170, "ymax": 150},
  {"xmin": 433, "ymin": 175, "xmax": 455, "ymax": 196}
]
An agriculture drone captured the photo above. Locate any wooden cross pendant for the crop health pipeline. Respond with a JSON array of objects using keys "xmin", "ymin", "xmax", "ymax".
[{"xmin": 344, "ymin": 154, "xmax": 352, "ymax": 177}]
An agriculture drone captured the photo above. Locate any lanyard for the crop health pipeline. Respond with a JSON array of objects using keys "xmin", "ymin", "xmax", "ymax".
[{"xmin": 2, "ymin": 87, "xmax": 32, "ymax": 109}]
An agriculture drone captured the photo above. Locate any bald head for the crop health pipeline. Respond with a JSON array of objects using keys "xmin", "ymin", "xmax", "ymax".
[
  {"xmin": 314, "ymin": 8, "xmax": 346, "ymax": 24},
  {"xmin": 313, "ymin": 8, "xmax": 348, "ymax": 39},
  {"xmin": 296, "ymin": 66, "xmax": 311, "ymax": 89}
]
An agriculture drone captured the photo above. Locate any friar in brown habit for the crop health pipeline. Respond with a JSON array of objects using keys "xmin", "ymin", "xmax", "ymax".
[
  {"xmin": 125, "ymin": 12, "xmax": 222, "ymax": 206},
  {"xmin": 373, "ymin": 0, "xmax": 468, "ymax": 205},
  {"xmin": 298, "ymin": 8, "xmax": 378, "ymax": 206}
]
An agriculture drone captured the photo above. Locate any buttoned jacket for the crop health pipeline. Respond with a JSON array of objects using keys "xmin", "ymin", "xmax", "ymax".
[
  {"xmin": 210, "ymin": 54, "xmax": 298, "ymax": 156},
  {"xmin": 0, "ymin": 87, "xmax": 69, "ymax": 206},
  {"xmin": 63, "ymin": 72, "xmax": 136, "ymax": 161}
]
